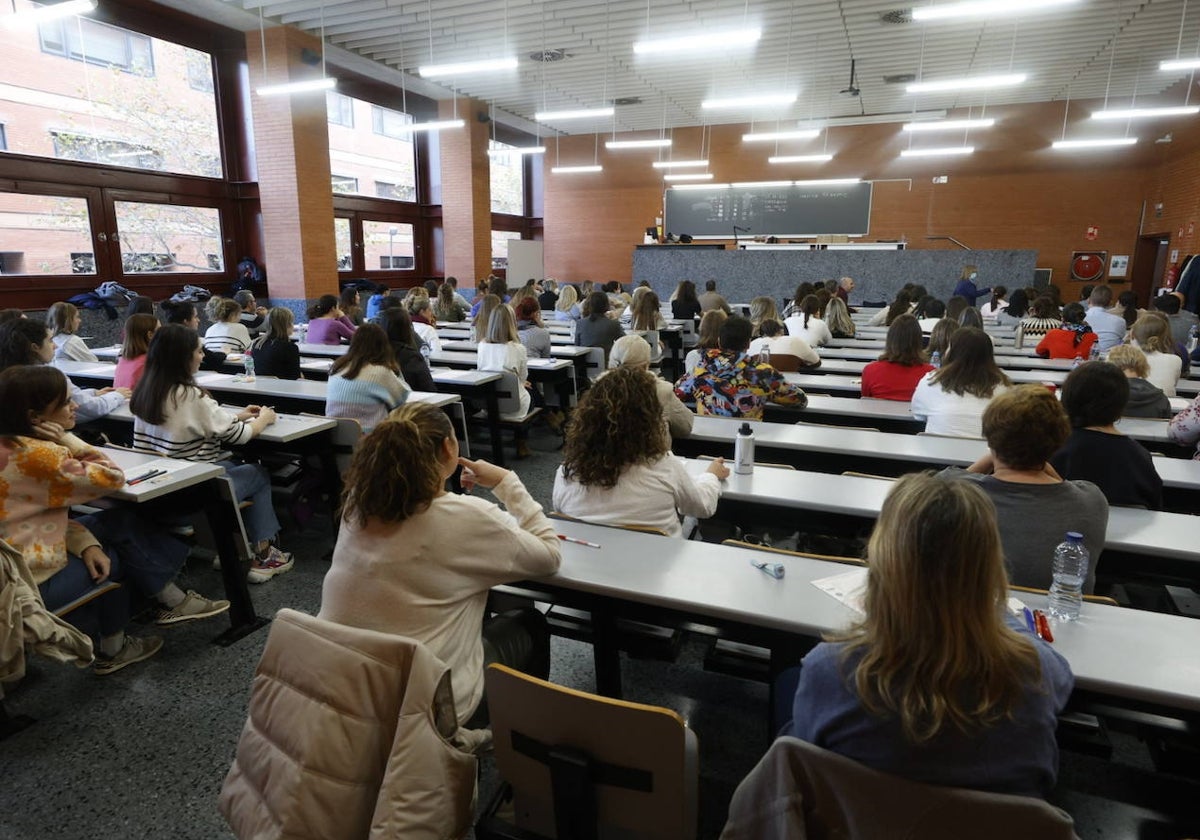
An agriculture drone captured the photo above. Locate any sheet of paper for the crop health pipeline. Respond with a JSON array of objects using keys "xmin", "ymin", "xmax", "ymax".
[{"xmin": 812, "ymin": 568, "xmax": 868, "ymax": 615}]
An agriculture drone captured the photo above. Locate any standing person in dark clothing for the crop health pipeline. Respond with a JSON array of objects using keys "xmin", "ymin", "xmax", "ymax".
[{"xmin": 952, "ymin": 265, "xmax": 991, "ymax": 306}]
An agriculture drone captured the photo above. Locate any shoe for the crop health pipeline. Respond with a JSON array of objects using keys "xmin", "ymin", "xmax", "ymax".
[
  {"xmin": 248, "ymin": 546, "xmax": 294, "ymax": 584},
  {"xmin": 93, "ymin": 635, "xmax": 163, "ymax": 675},
  {"xmin": 544, "ymin": 409, "xmax": 566, "ymax": 433},
  {"xmin": 155, "ymin": 591, "xmax": 231, "ymax": 626}
]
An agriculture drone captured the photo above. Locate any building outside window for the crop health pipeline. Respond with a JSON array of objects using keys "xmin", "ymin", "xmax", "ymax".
[
  {"xmin": 489, "ymin": 140, "xmax": 525, "ymax": 215},
  {"xmin": 331, "ymin": 174, "xmax": 359, "ymax": 194},
  {"xmin": 326, "ymin": 91, "xmax": 354, "ymax": 128},
  {"xmin": 39, "ymin": 14, "xmax": 155, "ymax": 76}
]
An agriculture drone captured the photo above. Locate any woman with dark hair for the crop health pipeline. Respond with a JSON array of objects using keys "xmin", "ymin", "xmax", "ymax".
[
  {"xmin": 338, "ymin": 287, "xmax": 364, "ymax": 326},
  {"xmin": 554, "ymin": 366, "xmax": 727, "ymax": 537},
  {"xmin": 470, "ymin": 277, "xmax": 508, "ymax": 318},
  {"xmin": 861, "ymin": 314, "xmax": 935, "ymax": 401},
  {"xmin": 911, "ymin": 327, "xmax": 1011, "ymax": 437},
  {"xmin": 319, "ymin": 402, "xmax": 560, "ymax": 725},
  {"xmin": 670, "ymin": 280, "xmax": 702, "ymax": 321},
  {"xmin": 326, "ymin": 323, "xmax": 410, "ymax": 433},
  {"xmin": 867, "ymin": 290, "xmax": 911, "ymax": 327},
  {"xmin": 1111, "ymin": 290, "xmax": 1141, "ymax": 328},
  {"xmin": 1035, "ymin": 302, "xmax": 1097, "ymax": 360},
  {"xmin": 945, "ymin": 295, "xmax": 970, "ymax": 323},
  {"xmin": 381, "ymin": 307, "xmax": 437, "ymax": 393},
  {"xmin": 786, "ymin": 470, "xmax": 1072, "ymax": 797},
  {"xmin": 433, "ymin": 282, "xmax": 467, "ymax": 322},
  {"xmin": 577, "ymin": 291, "xmax": 625, "ymax": 364},
  {"xmin": 958, "ymin": 306, "xmax": 985, "ymax": 329},
  {"xmin": 926, "ymin": 318, "xmax": 959, "ymax": 362},
  {"xmin": 915, "ymin": 297, "xmax": 947, "ymax": 331},
  {"xmin": 980, "ymin": 285, "xmax": 1008, "ymax": 319},
  {"xmin": 248, "ymin": 308, "xmax": 302, "ymax": 380},
  {"xmin": 995, "ymin": 289, "xmax": 1031, "ymax": 327},
  {"xmin": 130, "ymin": 324, "xmax": 291, "ymax": 583},
  {"xmin": 124, "ymin": 295, "xmax": 154, "ymax": 320},
  {"xmin": 784, "ymin": 294, "xmax": 832, "ymax": 347},
  {"xmin": 114, "ymin": 313, "xmax": 159, "ymax": 390},
  {"xmin": 630, "ymin": 289, "xmax": 667, "ymax": 363},
  {"xmin": 782, "ymin": 282, "xmax": 816, "ymax": 319},
  {"xmin": 160, "ymin": 299, "xmax": 226, "ymax": 370},
  {"xmin": 1020, "ymin": 296, "xmax": 1063, "ymax": 340},
  {"xmin": 683, "ymin": 309, "xmax": 727, "ymax": 372},
  {"xmin": 306, "ymin": 294, "xmax": 357, "ymax": 345}
]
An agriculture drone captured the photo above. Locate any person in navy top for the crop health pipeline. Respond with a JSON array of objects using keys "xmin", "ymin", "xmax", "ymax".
[{"xmin": 952, "ymin": 264, "xmax": 991, "ymax": 306}]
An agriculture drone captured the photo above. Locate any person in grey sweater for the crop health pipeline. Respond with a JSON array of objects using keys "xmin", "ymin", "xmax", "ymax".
[
  {"xmin": 576, "ymin": 291, "xmax": 626, "ymax": 365},
  {"xmin": 939, "ymin": 384, "xmax": 1108, "ymax": 593}
]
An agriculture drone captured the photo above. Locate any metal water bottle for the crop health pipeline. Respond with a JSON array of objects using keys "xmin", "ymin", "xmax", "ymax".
[{"xmin": 734, "ymin": 422, "xmax": 755, "ymax": 475}]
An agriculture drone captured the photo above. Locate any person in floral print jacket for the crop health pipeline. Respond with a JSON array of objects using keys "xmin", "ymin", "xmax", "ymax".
[
  {"xmin": 674, "ymin": 316, "xmax": 807, "ymax": 420},
  {"xmin": 1168, "ymin": 394, "xmax": 1200, "ymax": 460}
]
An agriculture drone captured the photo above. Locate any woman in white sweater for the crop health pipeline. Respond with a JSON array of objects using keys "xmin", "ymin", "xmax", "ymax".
[
  {"xmin": 783, "ymin": 294, "xmax": 832, "ymax": 347},
  {"xmin": 47, "ymin": 301, "xmax": 99, "ymax": 362},
  {"xmin": 911, "ymin": 327, "xmax": 1011, "ymax": 438},
  {"xmin": 553, "ymin": 366, "xmax": 728, "ymax": 537},
  {"xmin": 478, "ymin": 304, "xmax": 532, "ymax": 420},
  {"xmin": 319, "ymin": 401, "xmax": 560, "ymax": 725},
  {"xmin": 1130, "ymin": 314, "xmax": 1183, "ymax": 397}
]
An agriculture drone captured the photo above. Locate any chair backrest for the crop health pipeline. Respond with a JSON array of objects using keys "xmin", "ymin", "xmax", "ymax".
[
  {"xmin": 722, "ymin": 539, "xmax": 865, "ymax": 567},
  {"xmin": 581, "ymin": 346, "xmax": 606, "ymax": 381},
  {"xmin": 1009, "ymin": 584, "xmax": 1120, "ymax": 607},
  {"xmin": 549, "ymin": 511, "xmax": 670, "ymax": 537},
  {"xmin": 493, "ymin": 369, "xmax": 526, "ymax": 418},
  {"xmin": 765, "ymin": 352, "xmax": 802, "ymax": 373},
  {"xmin": 484, "ymin": 664, "xmax": 698, "ymax": 840}
]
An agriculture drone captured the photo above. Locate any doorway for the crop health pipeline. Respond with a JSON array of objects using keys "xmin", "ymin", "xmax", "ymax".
[{"xmin": 1131, "ymin": 234, "xmax": 1169, "ymax": 306}]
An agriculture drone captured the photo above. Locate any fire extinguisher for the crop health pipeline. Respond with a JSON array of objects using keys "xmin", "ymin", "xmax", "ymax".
[{"xmin": 1165, "ymin": 263, "xmax": 1180, "ymax": 290}]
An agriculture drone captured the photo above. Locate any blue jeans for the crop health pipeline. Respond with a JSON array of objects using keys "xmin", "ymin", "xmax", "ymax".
[
  {"xmin": 219, "ymin": 461, "xmax": 280, "ymax": 545},
  {"xmin": 78, "ymin": 508, "xmax": 189, "ymax": 596},
  {"xmin": 39, "ymin": 553, "xmax": 130, "ymax": 639}
]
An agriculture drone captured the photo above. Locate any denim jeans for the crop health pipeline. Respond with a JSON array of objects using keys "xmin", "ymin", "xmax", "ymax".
[{"xmin": 218, "ymin": 460, "xmax": 280, "ymax": 545}]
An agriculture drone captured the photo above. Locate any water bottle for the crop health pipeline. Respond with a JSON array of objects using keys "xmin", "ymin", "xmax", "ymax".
[
  {"xmin": 1014, "ymin": 323, "xmax": 1026, "ymax": 349},
  {"xmin": 1089, "ymin": 344, "xmax": 1100, "ymax": 361},
  {"xmin": 734, "ymin": 422, "xmax": 755, "ymax": 475},
  {"xmin": 1189, "ymin": 324, "xmax": 1198, "ymax": 353},
  {"xmin": 759, "ymin": 346, "xmax": 771, "ymax": 366},
  {"xmin": 1048, "ymin": 531, "xmax": 1088, "ymax": 622},
  {"xmin": 1072, "ymin": 353, "xmax": 1083, "ymax": 368},
  {"xmin": 930, "ymin": 350, "xmax": 941, "ymax": 369},
  {"xmin": 243, "ymin": 350, "xmax": 256, "ymax": 382}
]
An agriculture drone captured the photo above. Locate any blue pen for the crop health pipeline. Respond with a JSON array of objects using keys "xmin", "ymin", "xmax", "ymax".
[{"xmin": 1022, "ymin": 607, "xmax": 1037, "ymax": 634}]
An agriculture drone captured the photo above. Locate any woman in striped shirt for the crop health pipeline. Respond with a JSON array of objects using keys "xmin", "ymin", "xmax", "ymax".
[{"xmin": 203, "ymin": 297, "xmax": 252, "ymax": 355}]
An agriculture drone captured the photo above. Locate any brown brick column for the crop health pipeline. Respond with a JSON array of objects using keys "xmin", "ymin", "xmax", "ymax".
[
  {"xmin": 438, "ymin": 97, "xmax": 492, "ymax": 283},
  {"xmin": 246, "ymin": 25, "xmax": 336, "ymax": 304}
]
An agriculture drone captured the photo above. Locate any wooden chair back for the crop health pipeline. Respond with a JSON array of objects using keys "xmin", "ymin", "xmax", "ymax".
[{"xmin": 722, "ymin": 539, "xmax": 866, "ymax": 567}]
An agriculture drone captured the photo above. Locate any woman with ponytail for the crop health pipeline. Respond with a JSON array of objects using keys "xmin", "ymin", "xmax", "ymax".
[{"xmin": 319, "ymin": 402, "xmax": 560, "ymax": 725}]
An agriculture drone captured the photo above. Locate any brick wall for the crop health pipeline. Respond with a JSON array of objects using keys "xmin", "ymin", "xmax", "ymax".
[{"xmin": 438, "ymin": 97, "xmax": 491, "ymax": 283}]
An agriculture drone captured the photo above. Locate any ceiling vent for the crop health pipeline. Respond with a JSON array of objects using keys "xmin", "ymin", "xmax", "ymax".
[
  {"xmin": 528, "ymin": 49, "xmax": 569, "ymax": 62},
  {"xmin": 612, "ymin": 96, "xmax": 643, "ymax": 106},
  {"xmin": 883, "ymin": 73, "xmax": 917, "ymax": 85},
  {"xmin": 880, "ymin": 9, "xmax": 913, "ymax": 24}
]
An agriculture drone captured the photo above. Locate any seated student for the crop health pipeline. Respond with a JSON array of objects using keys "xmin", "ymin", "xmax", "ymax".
[
  {"xmin": 553, "ymin": 284, "xmax": 582, "ymax": 322},
  {"xmin": 683, "ymin": 309, "xmax": 727, "ymax": 372},
  {"xmin": 860, "ymin": 314, "xmax": 935, "ymax": 401},
  {"xmin": 925, "ymin": 317, "xmax": 959, "ymax": 363},
  {"xmin": 699, "ymin": 280, "xmax": 733, "ymax": 315},
  {"xmin": 786, "ymin": 471, "xmax": 1072, "ymax": 798},
  {"xmin": 470, "ymin": 277, "xmax": 509, "ymax": 318},
  {"xmin": 478, "ymin": 304, "xmax": 533, "ymax": 420},
  {"xmin": 945, "ymin": 295, "xmax": 970, "ymax": 324},
  {"xmin": 747, "ymin": 319, "xmax": 820, "ymax": 368},
  {"xmin": 1112, "ymin": 289, "xmax": 1143, "ymax": 329},
  {"xmin": 325, "ymin": 323, "xmax": 410, "ymax": 434},
  {"xmin": 46, "ymin": 301, "xmax": 99, "ymax": 363},
  {"xmin": 915, "ymin": 297, "xmax": 947, "ymax": 332},
  {"xmin": 0, "ymin": 319, "xmax": 128, "ymax": 422},
  {"xmin": 1106, "ymin": 344, "xmax": 1172, "ymax": 418},
  {"xmin": 233, "ymin": 290, "xmax": 268, "ymax": 336},
  {"xmin": 554, "ymin": 367, "xmax": 727, "ymax": 537},
  {"xmin": 124, "ymin": 295, "xmax": 154, "ymax": 320},
  {"xmin": 306, "ymin": 294, "xmax": 357, "ymax": 345},
  {"xmin": 114, "ymin": 313, "xmax": 158, "ymax": 391},
  {"xmin": 514, "ymin": 297, "xmax": 552, "ymax": 360},
  {"xmin": 364, "ymin": 286, "xmax": 390, "ymax": 322},
  {"xmin": 161, "ymin": 299, "xmax": 226, "ymax": 370},
  {"xmin": 338, "ymin": 287, "xmax": 364, "ymax": 326},
  {"xmin": 433, "ymin": 282, "xmax": 468, "ymax": 323},
  {"xmin": 576, "ymin": 292, "xmax": 626, "ymax": 365},
  {"xmin": 608, "ymin": 335, "xmax": 693, "ymax": 441},
  {"xmin": 670, "ymin": 280, "xmax": 703, "ymax": 321},
  {"xmin": 405, "ymin": 290, "xmax": 442, "ymax": 353},
  {"xmin": 381, "ymin": 308, "xmax": 437, "ymax": 393},
  {"xmin": 979, "ymin": 285, "xmax": 1008, "ymax": 319},
  {"xmin": 203, "ymin": 298, "xmax": 252, "ymax": 355},
  {"xmin": 1130, "ymin": 314, "xmax": 1183, "ymax": 396},
  {"xmin": 783, "ymin": 295, "xmax": 833, "ymax": 347},
  {"xmin": 630, "ymin": 289, "xmax": 668, "ymax": 363},
  {"xmin": 994, "ymin": 289, "xmax": 1031, "ymax": 329},
  {"xmin": 1019, "ymin": 295, "xmax": 1062, "ymax": 340},
  {"xmin": 1050, "ymin": 361, "xmax": 1164, "ymax": 510},
  {"xmin": 537, "ymin": 278, "xmax": 559, "ymax": 311},
  {"xmin": 1084, "ymin": 286, "xmax": 1128, "ymax": 352},
  {"xmin": 911, "ymin": 327, "xmax": 1010, "ymax": 438},
  {"xmin": 247, "ymin": 308, "xmax": 301, "ymax": 380},
  {"xmin": 1169, "ymin": 393, "xmax": 1200, "ymax": 460},
  {"xmin": 675, "ymin": 316, "xmax": 807, "ymax": 419},
  {"xmin": 131, "ymin": 325, "xmax": 292, "ymax": 583},
  {"xmin": 942, "ymin": 385, "xmax": 1108, "ymax": 590},
  {"xmin": 956, "ymin": 305, "xmax": 985, "ymax": 330},
  {"xmin": 782, "ymin": 282, "xmax": 815, "ymax": 320},
  {"xmin": 1152, "ymin": 290, "xmax": 1198, "ymax": 346},
  {"xmin": 0, "ymin": 366, "xmax": 229, "ymax": 673},
  {"xmin": 824, "ymin": 295, "xmax": 856, "ymax": 338},
  {"xmin": 748, "ymin": 296, "xmax": 781, "ymax": 336},
  {"xmin": 472, "ymin": 294, "xmax": 502, "ymax": 344},
  {"xmin": 1035, "ymin": 302, "xmax": 1097, "ymax": 360},
  {"xmin": 319, "ymin": 402, "xmax": 560, "ymax": 726},
  {"xmin": 867, "ymin": 289, "xmax": 912, "ymax": 328}
]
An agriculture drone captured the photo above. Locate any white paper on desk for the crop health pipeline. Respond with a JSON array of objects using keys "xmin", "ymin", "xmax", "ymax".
[
  {"xmin": 812, "ymin": 568, "xmax": 868, "ymax": 615},
  {"xmin": 195, "ymin": 373, "xmax": 230, "ymax": 385},
  {"xmin": 125, "ymin": 457, "xmax": 193, "ymax": 476},
  {"xmin": 433, "ymin": 369, "xmax": 474, "ymax": 380}
]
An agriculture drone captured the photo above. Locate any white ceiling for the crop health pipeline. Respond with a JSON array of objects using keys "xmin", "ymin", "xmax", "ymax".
[{"xmin": 200, "ymin": 0, "xmax": 1200, "ymax": 136}]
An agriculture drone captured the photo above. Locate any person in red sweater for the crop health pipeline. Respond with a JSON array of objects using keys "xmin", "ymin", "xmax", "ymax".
[
  {"xmin": 1035, "ymin": 302, "xmax": 1098, "ymax": 360},
  {"xmin": 861, "ymin": 314, "xmax": 935, "ymax": 401}
]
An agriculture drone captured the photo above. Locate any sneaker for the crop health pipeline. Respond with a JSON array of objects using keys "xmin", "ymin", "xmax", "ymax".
[
  {"xmin": 544, "ymin": 409, "xmax": 566, "ymax": 433},
  {"xmin": 155, "ymin": 591, "xmax": 231, "ymax": 626},
  {"xmin": 515, "ymin": 441, "xmax": 532, "ymax": 459},
  {"xmin": 93, "ymin": 635, "xmax": 163, "ymax": 675},
  {"xmin": 248, "ymin": 546, "xmax": 294, "ymax": 584}
]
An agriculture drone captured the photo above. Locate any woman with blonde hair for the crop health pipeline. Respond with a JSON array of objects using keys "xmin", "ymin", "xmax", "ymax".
[
  {"xmin": 554, "ymin": 284, "xmax": 581, "ymax": 322},
  {"xmin": 1130, "ymin": 314, "xmax": 1182, "ymax": 396},
  {"xmin": 479, "ymin": 306, "xmax": 537, "ymax": 455},
  {"xmin": 472, "ymin": 294, "xmax": 502, "ymax": 343},
  {"xmin": 748, "ymin": 296, "xmax": 780, "ymax": 336},
  {"xmin": 786, "ymin": 470, "xmax": 1072, "ymax": 797},
  {"xmin": 824, "ymin": 295, "xmax": 856, "ymax": 338},
  {"xmin": 46, "ymin": 301, "xmax": 99, "ymax": 362},
  {"xmin": 203, "ymin": 297, "xmax": 252, "ymax": 354},
  {"xmin": 1107, "ymin": 345, "xmax": 1172, "ymax": 418}
]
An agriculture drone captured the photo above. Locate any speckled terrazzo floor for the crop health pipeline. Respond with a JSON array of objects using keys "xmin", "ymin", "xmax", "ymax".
[{"xmin": 1, "ymin": 424, "xmax": 1197, "ymax": 840}]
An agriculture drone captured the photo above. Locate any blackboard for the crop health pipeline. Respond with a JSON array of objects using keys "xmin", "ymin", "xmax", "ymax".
[{"xmin": 664, "ymin": 182, "xmax": 873, "ymax": 239}]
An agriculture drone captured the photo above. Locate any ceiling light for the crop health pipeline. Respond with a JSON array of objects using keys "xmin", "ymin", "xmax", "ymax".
[
  {"xmin": 418, "ymin": 57, "xmax": 518, "ymax": 77},
  {"xmin": 671, "ymin": 183, "xmax": 731, "ymax": 190},
  {"xmin": 605, "ymin": 138, "xmax": 672, "ymax": 150},
  {"xmin": 256, "ymin": 77, "xmax": 337, "ymax": 97},
  {"xmin": 731, "ymin": 181, "xmax": 793, "ymax": 188},
  {"xmin": 902, "ymin": 118, "xmax": 996, "ymax": 132},
  {"xmin": 392, "ymin": 119, "xmax": 465, "ymax": 132},
  {"xmin": 912, "ymin": 0, "xmax": 1079, "ymax": 21},
  {"xmin": 535, "ymin": 107, "xmax": 616, "ymax": 121},
  {"xmin": 907, "ymin": 74, "xmax": 1026, "ymax": 94},
  {"xmin": 633, "ymin": 28, "xmax": 761, "ymax": 55},
  {"xmin": 899, "ymin": 146, "xmax": 975, "ymax": 157},
  {"xmin": 769, "ymin": 154, "xmax": 834, "ymax": 163},
  {"xmin": 651, "ymin": 159, "xmax": 709, "ymax": 168},
  {"xmin": 663, "ymin": 173, "xmax": 714, "ymax": 181},
  {"xmin": 2, "ymin": 0, "xmax": 95, "ymax": 28},
  {"xmin": 703, "ymin": 94, "xmax": 798, "ymax": 110},
  {"xmin": 1092, "ymin": 105, "xmax": 1200, "ymax": 120},
  {"xmin": 1052, "ymin": 137, "xmax": 1138, "ymax": 149},
  {"xmin": 551, "ymin": 165, "xmax": 603, "ymax": 174},
  {"xmin": 794, "ymin": 179, "xmax": 863, "ymax": 186},
  {"xmin": 488, "ymin": 146, "xmax": 546, "ymax": 156},
  {"xmin": 1161, "ymin": 58, "xmax": 1200, "ymax": 72},
  {"xmin": 803, "ymin": 110, "xmax": 948, "ymax": 128},
  {"xmin": 743, "ymin": 129, "xmax": 820, "ymax": 142}
]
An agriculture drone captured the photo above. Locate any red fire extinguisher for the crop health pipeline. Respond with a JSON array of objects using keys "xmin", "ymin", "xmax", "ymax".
[{"xmin": 1165, "ymin": 263, "xmax": 1180, "ymax": 290}]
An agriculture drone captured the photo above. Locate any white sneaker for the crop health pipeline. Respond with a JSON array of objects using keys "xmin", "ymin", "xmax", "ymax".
[{"xmin": 248, "ymin": 547, "xmax": 294, "ymax": 584}]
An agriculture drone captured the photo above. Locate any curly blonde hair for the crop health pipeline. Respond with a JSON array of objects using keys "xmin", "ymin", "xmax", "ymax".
[{"xmin": 561, "ymin": 367, "xmax": 668, "ymax": 488}]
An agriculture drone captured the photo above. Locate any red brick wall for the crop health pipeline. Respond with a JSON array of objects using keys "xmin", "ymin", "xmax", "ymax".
[{"xmin": 438, "ymin": 98, "xmax": 491, "ymax": 283}]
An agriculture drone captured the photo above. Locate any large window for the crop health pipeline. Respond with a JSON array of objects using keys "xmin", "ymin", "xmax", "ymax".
[
  {"xmin": 52, "ymin": 131, "xmax": 163, "ymax": 170},
  {"xmin": 39, "ymin": 14, "xmax": 155, "ymax": 76},
  {"xmin": 334, "ymin": 217, "xmax": 352, "ymax": 270},
  {"xmin": 491, "ymin": 229, "xmax": 521, "ymax": 270},
  {"xmin": 364, "ymin": 221, "xmax": 414, "ymax": 271},
  {"xmin": 489, "ymin": 140, "xmax": 525, "ymax": 215},
  {"xmin": 0, "ymin": 191, "xmax": 95, "ymax": 275},
  {"xmin": 326, "ymin": 91, "xmax": 354, "ymax": 128},
  {"xmin": 327, "ymin": 95, "xmax": 417, "ymax": 204},
  {"xmin": 113, "ymin": 201, "xmax": 223, "ymax": 273}
]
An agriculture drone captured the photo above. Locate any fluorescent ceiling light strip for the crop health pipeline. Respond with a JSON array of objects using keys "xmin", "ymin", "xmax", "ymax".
[
  {"xmin": 651, "ymin": 159, "xmax": 709, "ymax": 168},
  {"xmin": 487, "ymin": 146, "xmax": 546, "ymax": 155},
  {"xmin": 731, "ymin": 181, "xmax": 793, "ymax": 188},
  {"xmin": 417, "ymin": 57, "xmax": 517, "ymax": 77},
  {"xmin": 535, "ymin": 107, "xmax": 615, "ymax": 121},
  {"xmin": 907, "ymin": 74, "xmax": 1026, "ymax": 94},
  {"xmin": 803, "ymin": 110, "xmax": 947, "ymax": 128},
  {"xmin": 256, "ymin": 77, "xmax": 337, "ymax": 96},
  {"xmin": 743, "ymin": 129, "xmax": 820, "ymax": 142},
  {"xmin": 912, "ymin": 0, "xmax": 1079, "ymax": 21},
  {"xmin": 663, "ymin": 173, "xmax": 714, "ymax": 181},
  {"xmin": 768, "ymin": 154, "xmax": 834, "ymax": 163},
  {"xmin": 394, "ymin": 119, "xmax": 465, "ymax": 132},
  {"xmin": 3, "ymin": 0, "xmax": 95, "ymax": 28},
  {"xmin": 1092, "ymin": 106, "xmax": 1200, "ymax": 120},
  {"xmin": 703, "ymin": 94, "xmax": 798, "ymax": 110},
  {"xmin": 1052, "ymin": 137, "xmax": 1138, "ymax": 149},
  {"xmin": 902, "ymin": 118, "xmax": 996, "ymax": 132},
  {"xmin": 794, "ymin": 178, "xmax": 862, "ymax": 186},
  {"xmin": 551, "ymin": 165, "xmax": 603, "ymax": 174},
  {"xmin": 605, "ymin": 138, "xmax": 672, "ymax": 149},
  {"xmin": 671, "ymin": 183, "xmax": 731, "ymax": 190},
  {"xmin": 899, "ymin": 146, "xmax": 975, "ymax": 157},
  {"xmin": 1161, "ymin": 58, "xmax": 1200, "ymax": 72},
  {"xmin": 633, "ymin": 28, "xmax": 760, "ymax": 55}
]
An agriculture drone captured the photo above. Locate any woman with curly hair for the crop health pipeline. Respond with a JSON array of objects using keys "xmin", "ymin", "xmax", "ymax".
[{"xmin": 552, "ymin": 366, "xmax": 728, "ymax": 537}]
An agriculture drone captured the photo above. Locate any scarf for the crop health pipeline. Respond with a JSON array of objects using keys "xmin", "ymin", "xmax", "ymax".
[{"xmin": 1063, "ymin": 322, "xmax": 1093, "ymax": 347}]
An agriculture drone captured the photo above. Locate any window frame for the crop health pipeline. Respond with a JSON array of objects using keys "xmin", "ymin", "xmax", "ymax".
[{"xmin": 38, "ymin": 14, "xmax": 155, "ymax": 76}]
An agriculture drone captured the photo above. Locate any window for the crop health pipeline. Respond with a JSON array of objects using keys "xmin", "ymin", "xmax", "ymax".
[
  {"xmin": 327, "ymin": 92, "xmax": 354, "ymax": 128},
  {"xmin": 0, "ymin": 124, "xmax": 6, "ymax": 151},
  {"xmin": 39, "ymin": 15, "xmax": 154, "ymax": 76},
  {"xmin": 371, "ymin": 105, "xmax": 413, "ymax": 139},
  {"xmin": 489, "ymin": 141, "xmax": 525, "ymax": 215},
  {"xmin": 327, "ymin": 95, "xmax": 417, "ymax": 202},
  {"xmin": 363, "ymin": 221, "xmax": 414, "ymax": 272},
  {"xmin": 334, "ymin": 217, "xmax": 352, "ymax": 270},
  {"xmin": 374, "ymin": 180, "xmax": 416, "ymax": 202},
  {"xmin": 52, "ymin": 131, "xmax": 163, "ymax": 171},
  {"xmin": 491, "ymin": 230, "xmax": 521, "ymax": 270},
  {"xmin": 331, "ymin": 174, "xmax": 359, "ymax": 194},
  {"xmin": 0, "ymin": 192, "xmax": 95, "ymax": 275},
  {"xmin": 113, "ymin": 201, "xmax": 222, "ymax": 273},
  {"xmin": 185, "ymin": 48, "xmax": 214, "ymax": 93}
]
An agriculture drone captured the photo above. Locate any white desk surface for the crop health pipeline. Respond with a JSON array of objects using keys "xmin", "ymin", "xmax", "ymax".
[
  {"xmin": 546, "ymin": 519, "xmax": 1200, "ymax": 713},
  {"xmin": 296, "ymin": 342, "xmax": 348, "ymax": 357},
  {"xmin": 103, "ymin": 402, "xmax": 338, "ymax": 444},
  {"xmin": 191, "ymin": 372, "xmax": 460, "ymax": 409},
  {"xmin": 819, "ymin": 345, "xmax": 1077, "ymax": 371},
  {"xmin": 438, "ymin": 340, "xmax": 605, "ymax": 359},
  {"xmin": 428, "ymin": 350, "xmax": 573, "ymax": 372},
  {"xmin": 102, "ymin": 446, "xmax": 225, "ymax": 503},
  {"xmin": 294, "ymin": 358, "xmax": 502, "ymax": 389}
]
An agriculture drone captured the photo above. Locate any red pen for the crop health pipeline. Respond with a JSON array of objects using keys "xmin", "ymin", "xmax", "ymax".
[
  {"xmin": 558, "ymin": 534, "xmax": 601, "ymax": 549},
  {"xmin": 1033, "ymin": 610, "xmax": 1054, "ymax": 643}
]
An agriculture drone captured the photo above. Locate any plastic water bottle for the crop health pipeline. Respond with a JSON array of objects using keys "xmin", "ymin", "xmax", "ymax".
[
  {"xmin": 1089, "ymin": 344, "xmax": 1100, "ymax": 361},
  {"xmin": 1014, "ymin": 323, "xmax": 1026, "ymax": 349},
  {"xmin": 1072, "ymin": 353, "xmax": 1083, "ymax": 368},
  {"xmin": 1189, "ymin": 324, "xmax": 1198, "ymax": 353},
  {"xmin": 243, "ymin": 350, "xmax": 256, "ymax": 382},
  {"xmin": 1048, "ymin": 531, "xmax": 1088, "ymax": 622},
  {"xmin": 759, "ymin": 346, "xmax": 771, "ymax": 366},
  {"xmin": 734, "ymin": 422, "xmax": 755, "ymax": 475},
  {"xmin": 930, "ymin": 350, "xmax": 941, "ymax": 369}
]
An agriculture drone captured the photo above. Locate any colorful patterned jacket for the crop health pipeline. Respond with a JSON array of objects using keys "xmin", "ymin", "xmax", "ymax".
[{"xmin": 674, "ymin": 349, "xmax": 807, "ymax": 419}]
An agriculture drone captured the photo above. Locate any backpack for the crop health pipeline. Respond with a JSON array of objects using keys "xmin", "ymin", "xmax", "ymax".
[
  {"xmin": 68, "ymin": 292, "xmax": 118, "ymax": 321},
  {"xmin": 94, "ymin": 281, "xmax": 136, "ymax": 306},
  {"xmin": 233, "ymin": 258, "xmax": 265, "ymax": 294},
  {"xmin": 170, "ymin": 285, "xmax": 213, "ymax": 304}
]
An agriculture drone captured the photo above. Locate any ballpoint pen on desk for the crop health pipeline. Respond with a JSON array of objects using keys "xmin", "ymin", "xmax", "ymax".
[
  {"xmin": 127, "ymin": 469, "xmax": 166, "ymax": 486},
  {"xmin": 558, "ymin": 535, "xmax": 601, "ymax": 549}
]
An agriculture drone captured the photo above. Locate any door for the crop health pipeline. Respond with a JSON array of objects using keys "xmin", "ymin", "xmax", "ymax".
[{"xmin": 1131, "ymin": 234, "xmax": 1169, "ymax": 306}]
